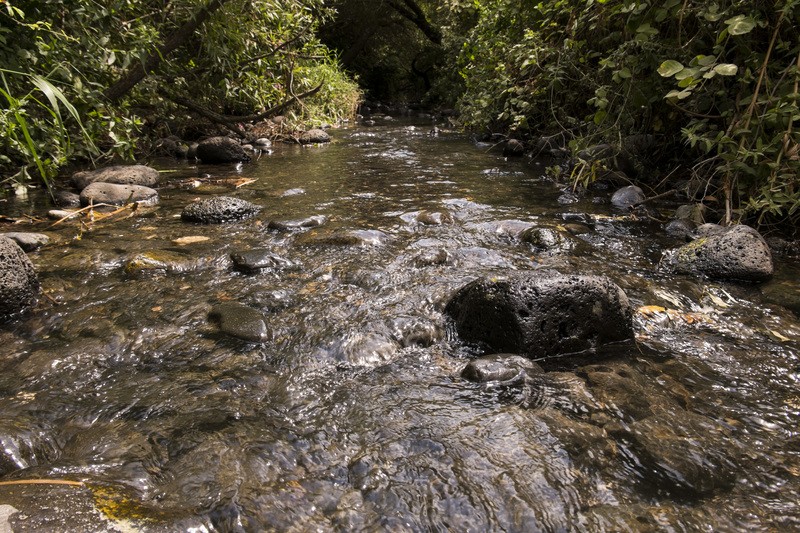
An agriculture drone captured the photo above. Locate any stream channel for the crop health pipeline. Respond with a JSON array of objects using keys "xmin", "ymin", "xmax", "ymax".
[{"xmin": 0, "ymin": 118, "xmax": 799, "ymax": 531}]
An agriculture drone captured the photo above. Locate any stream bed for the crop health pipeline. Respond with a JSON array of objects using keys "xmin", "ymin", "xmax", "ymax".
[{"xmin": 0, "ymin": 119, "xmax": 799, "ymax": 531}]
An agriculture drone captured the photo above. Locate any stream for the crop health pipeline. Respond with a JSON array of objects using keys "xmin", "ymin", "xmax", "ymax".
[{"xmin": 0, "ymin": 118, "xmax": 799, "ymax": 531}]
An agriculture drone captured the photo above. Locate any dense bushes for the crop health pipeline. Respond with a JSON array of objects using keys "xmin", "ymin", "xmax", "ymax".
[
  {"xmin": 0, "ymin": 0, "xmax": 360, "ymax": 189},
  {"xmin": 450, "ymin": 0, "xmax": 800, "ymax": 229}
]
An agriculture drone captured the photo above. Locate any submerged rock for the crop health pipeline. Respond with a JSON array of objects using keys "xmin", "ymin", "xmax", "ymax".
[
  {"xmin": 124, "ymin": 250, "xmax": 197, "ymax": 275},
  {"xmin": 267, "ymin": 215, "xmax": 327, "ymax": 232},
  {"xmin": 299, "ymin": 128, "xmax": 331, "ymax": 144},
  {"xmin": 79, "ymin": 182, "xmax": 159, "ymax": 207},
  {"xmin": 71, "ymin": 164, "xmax": 160, "ymax": 190},
  {"xmin": 665, "ymin": 224, "xmax": 773, "ymax": 282},
  {"xmin": 461, "ymin": 354, "xmax": 544, "ymax": 383},
  {"xmin": 445, "ymin": 270, "xmax": 633, "ymax": 360},
  {"xmin": 196, "ymin": 136, "xmax": 251, "ymax": 164},
  {"xmin": 209, "ymin": 302, "xmax": 269, "ymax": 343},
  {"xmin": 623, "ymin": 408, "xmax": 738, "ymax": 495},
  {"xmin": 0, "ymin": 237, "xmax": 40, "ymax": 318},
  {"xmin": 519, "ymin": 226, "xmax": 582, "ymax": 254},
  {"xmin": 0, "ymin": 232, "xmax": 50, "ymax": 252},
  {"xmin": 181, "ymin": 196, "xmax": 261, "ymax": 224},
  {"xmin": 230, "ymin": 249, "xmax": 297, "ymax": 273}
]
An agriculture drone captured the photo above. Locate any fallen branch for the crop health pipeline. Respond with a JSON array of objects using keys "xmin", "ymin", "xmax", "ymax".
[
  {"xmin": 162, "ymin": 83, "xmax": 324, "ymax": 133},
  {"xmin": 0, "ymin": 479, "xmax": 84, "ymax": 487},
  {"xmin": 631, "ymin": 189, "xmax": 679, "ymax": 208}
]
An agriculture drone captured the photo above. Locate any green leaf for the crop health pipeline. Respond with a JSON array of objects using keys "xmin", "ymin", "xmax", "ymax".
[
  {"xmin": 713, "ymin": 63, "xmax": 738, "ymax": 76},
  {"xmin": 726, "ymin": 15, "xmax": 756, "ymax": 36},
  {"xmin": 658, "ymin": 60, "xmax": 684, "ymax": 77}
]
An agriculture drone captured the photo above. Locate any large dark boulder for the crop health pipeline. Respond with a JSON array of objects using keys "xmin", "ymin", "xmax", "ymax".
[
  {"xmin": 80, "ymin": 182, "xmax": 159, "ymax": 207},
  {"xmin": 0, "ymin": 237, "xmax": 40, "ymax": 318},
  {"xmin": 196, "ymin": 137, "xmax": 251, "ymax": 164},
  {"xmin": 665, "ymin": 224, "xmax": 773, "ymax": 282},
  {"xmin": 71, "ymin": 165, "xmax": 160, "ymax": 190},
  {"xmin": 181, "ymin": 196, "xmax": 261, "ymax": 224},
  {"xmin": 445, "ymin": 271, "xmax": 633, "ymax": 359}
]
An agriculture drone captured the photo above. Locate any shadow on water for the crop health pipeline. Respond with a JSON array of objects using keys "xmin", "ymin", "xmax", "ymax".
[{"xmin": 0, "ymin": 119, "xmax": 798, "ymax": 531}]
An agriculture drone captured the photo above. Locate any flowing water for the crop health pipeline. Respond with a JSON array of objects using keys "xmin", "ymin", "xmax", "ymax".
[{"xmin": 0, "ymin": 119, "xmax": 799, "ymax": 531}]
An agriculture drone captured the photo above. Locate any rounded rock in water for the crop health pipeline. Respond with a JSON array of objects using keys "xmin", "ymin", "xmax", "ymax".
[
  {"xmin": 665, "ymin": 224, "xmax": 773, "ymax": 282},
  {"xmin": 181, "ymin": 196, "xmax": 262, "ymax": 224}
]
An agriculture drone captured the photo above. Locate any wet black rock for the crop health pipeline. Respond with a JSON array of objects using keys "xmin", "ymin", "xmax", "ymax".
[
  {"xmin": 52, "ymin": 189, "xmax": 81, "ymax": 207},
  {"xmin": 187, "ymin": 142, "xmax": 199, "ymax": 159},
  {"xmin": 520, "ymin": 227, "xmax": 582, "ymax": 254},
  {"xmin": 665, "ymin": 224, "xmax": 773, "ymax": 282},
  {"xmin": 299, "ymin": 128, "xmax": 331, "ymax": 144},
  {"xmin": 0, "ymin": 232, "xmax": 50, "ymax": 252},
  {"xmin": 503, "ymin": 139, "xmax": 525, "ymax": 157},
  {"xmin": 230, "ymin": 249, "xmax": 297, "ymax": 273},
  {"xmin": 80, "ymin": 182, "xmax": 159, "ymax": 207},
  {"xmin": 610, "ymin": 185, "xmax": 646, "ymax": 209},
  {"xmin": 196, "ymin": 136, "xmax": 251, "ymax": 164},
  {"xmin": 181, "ymin": 196, "xmax": 261, "ymax": 224},
  {"xmin": 664, "ymin": 218, "xmax": 696, "ymax": 239},
  {"xmin": 209, "ymin": 302, "xmax": 268, "ymax": 343},
  {"xmin": 623, "ymin": 408, "xmax": 738, "ymax": 495},
  {"xmin": 0, "ymin": 237, "xmax": 40, "ymax": 318},
  {"xmin": 461, "ymin": 354, "xmax": 544, "ymax": 383},
  {"xmin": 71, "ymin": 164, "xmax": 160, "ymax": 190},
  {"xmin": 445, "ymin": 270, "xmax": 634, "ymax": 360}
]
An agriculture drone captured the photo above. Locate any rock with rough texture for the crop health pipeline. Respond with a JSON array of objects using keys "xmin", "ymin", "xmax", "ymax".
[
  {"xmin": 445, "ymin": 270, "xmax": 634, "ymax": 359},
  {"xmin": 71, "ymin": 165, "xmax": 160, "ymax": 190},
  {"xmin": 462, "ymin": 354, "xmax": 544, "ymax": 383},
  {"xmin": 520, "ymin": 227, "xmax": 582, "ymax": 254},
  {"xmin": 0, "ymin": 232, "xmax": 50, "ymax": 252},
  {"xmin": 230, "ymin": 249, "xmax": 297, "ymax": 273},
  {"xmin": 299, "ymin": 128, "xmax": 331, "ymax": 144},
  {"xmin": 665, "ymin": 224, "xmax": 773, "ymax": 282},
  {"xmin": 196, "ymin": 137, "xmax": 251, "ymax": 164},
  {"xmin": 209, "ymin": 302, "xmax": 268, "ymax": 343},
  {"xmin": 80, "ymin": 182, "xmax": 159, "ymax": 207},
  {"xmin": 0, "ymin": 237, "xmax": 40, "ymax": 317},
  {"xmin": 181, "ymin": 196, "xmax": 261, "ymax": 224},
  {"xmin": 610, "ymin": 185, "xmax": 645, "ymax": 209}
]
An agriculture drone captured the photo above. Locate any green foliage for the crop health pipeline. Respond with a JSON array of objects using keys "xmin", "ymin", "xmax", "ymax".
[
  {"xmin": 0, "ymin": 0, "xmax": 359, "ymax": 187},
  {"xmin": 451, "ymin": 0, "xmax": 800, "ymax": 228}
]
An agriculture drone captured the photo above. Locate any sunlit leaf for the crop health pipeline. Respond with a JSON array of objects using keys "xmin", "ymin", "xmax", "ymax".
[
  {"xmin": 658, "ymin": 60, "xmax": 684, "ymax": 77},
  {"xmin": 714, "ymin": 63, "xmax": 738, "ymax": 76}
]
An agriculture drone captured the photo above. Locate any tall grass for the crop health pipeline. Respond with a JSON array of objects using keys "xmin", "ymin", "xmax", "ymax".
[{"xmin": 0, "ymin": 67, "xmax": 97, "ymax": 193}]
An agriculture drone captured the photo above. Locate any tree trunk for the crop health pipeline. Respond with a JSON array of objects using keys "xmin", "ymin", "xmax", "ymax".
[
  {"xmin": 387, "ymin": 0, "xmax": 441, "ymax": 45},
  {"xmin": 105, "ymin": 0, "xmax": 230, "ymax": 103}
]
